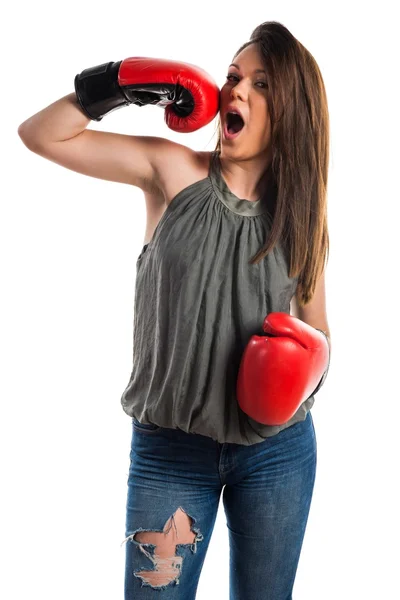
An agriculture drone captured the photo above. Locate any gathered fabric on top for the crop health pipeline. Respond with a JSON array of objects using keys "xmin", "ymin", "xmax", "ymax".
[{"xmin": 120, "ymin": 150, "xmax": 315, "ymax": 445}]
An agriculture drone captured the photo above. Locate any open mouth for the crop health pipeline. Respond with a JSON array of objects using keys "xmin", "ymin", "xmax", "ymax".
[{"xmin": 226, "ymin": 112, "xmax": 245, "ymax": 135}]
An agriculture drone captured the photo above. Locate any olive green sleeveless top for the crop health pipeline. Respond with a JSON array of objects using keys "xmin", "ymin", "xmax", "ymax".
[{"xmin": 120, "ymin": 150, "xmax": 315, "ymax": 445}]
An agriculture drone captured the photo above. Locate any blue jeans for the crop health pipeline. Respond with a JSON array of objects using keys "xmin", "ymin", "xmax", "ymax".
[{"xmin": 122, "ymin": 411, "xmax": 317, "ymax": 599}]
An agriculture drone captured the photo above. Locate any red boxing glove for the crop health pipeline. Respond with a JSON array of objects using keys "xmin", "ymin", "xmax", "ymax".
[
  {"xmin": 75, "ymin": 57, "xmax": 220, "ymax": 133},
  {"xmin": 237, "ymin": 312, "xmax": 330, "ymax": 426}
]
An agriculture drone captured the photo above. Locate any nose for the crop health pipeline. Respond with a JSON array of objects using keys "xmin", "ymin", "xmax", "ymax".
[{"xmin": 230, "ymin": 78, "xmax": 250, "ymax": 102}]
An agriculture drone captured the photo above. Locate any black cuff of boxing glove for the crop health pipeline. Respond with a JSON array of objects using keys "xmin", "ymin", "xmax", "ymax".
[{"xmin": 74, "ymin": 60, "xmax": 128, "ymax": 121}]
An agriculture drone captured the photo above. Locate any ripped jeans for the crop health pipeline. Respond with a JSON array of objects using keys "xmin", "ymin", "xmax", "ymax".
[{"xmin": 122, "ymin": 411, "xmax": 317, "ymax": 600}]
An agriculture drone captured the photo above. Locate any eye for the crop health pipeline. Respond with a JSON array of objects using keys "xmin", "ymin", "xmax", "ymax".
[{"xmin": 226, "ymin": 74, "xmax": 268, "ymax": 89}]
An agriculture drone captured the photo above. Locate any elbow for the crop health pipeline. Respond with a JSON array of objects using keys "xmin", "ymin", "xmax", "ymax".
[{"xmin": 17, "ymin": 126, "xmax": 40, "ymax": 152}]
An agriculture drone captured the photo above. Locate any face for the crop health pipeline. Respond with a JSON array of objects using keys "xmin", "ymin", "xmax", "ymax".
[{"xmin": 220, "ymin": 43, "xmax": 271, "ymax": 160}]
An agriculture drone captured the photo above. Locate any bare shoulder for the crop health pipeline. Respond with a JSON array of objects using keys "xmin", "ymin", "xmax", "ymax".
[
  {"xmin": 141, "ymin": 146, "xmax": 212, "ymax": 245},
  {"xmin": 154, "ymin": 144, "xmax": 212, "ymax": 207}
]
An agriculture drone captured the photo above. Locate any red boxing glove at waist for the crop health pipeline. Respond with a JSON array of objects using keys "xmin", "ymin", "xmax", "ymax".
[{"xmin": 237, "ymin": 312, "xmax": 330, "ymax": 426}]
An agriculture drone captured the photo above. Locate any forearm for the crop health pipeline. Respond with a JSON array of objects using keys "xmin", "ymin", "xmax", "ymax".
[{"xmin": 17, "ymin": 92, "xmax": 90, "ymax": 146}]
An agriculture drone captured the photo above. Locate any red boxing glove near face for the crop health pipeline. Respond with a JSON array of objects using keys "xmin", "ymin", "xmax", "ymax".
[
  {"xmin": 75, "ymin": 57, "xmax": 220, "ymax": 133},
  {"xmin": 237, "ymin": 312, "xmax": 330, "ymax": 426},
  {"xmin": 119, "ymin": 57, "xmax": 220, "ymax": 133}
]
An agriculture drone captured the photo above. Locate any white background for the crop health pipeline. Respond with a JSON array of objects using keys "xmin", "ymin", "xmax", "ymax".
[{"xmin": 2, "ymin": 1, "xmax": 399, "ymax": 598}]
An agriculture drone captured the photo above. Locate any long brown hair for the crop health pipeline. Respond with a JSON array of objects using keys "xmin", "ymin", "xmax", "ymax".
[{"xmin": 214, "ymin": 21, "xmax": 330, "ymax": 308}]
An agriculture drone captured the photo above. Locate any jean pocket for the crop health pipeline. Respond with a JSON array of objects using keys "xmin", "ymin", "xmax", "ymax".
[{"xmin": 132, "ymin": 417, "xmax": 162, "ymax": 433}]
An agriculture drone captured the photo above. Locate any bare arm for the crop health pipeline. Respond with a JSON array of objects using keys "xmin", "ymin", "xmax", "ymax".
[
  {"xmin": 17, "ymin": 92, "xmax": 183, "ymax": 193},
  {"xmin": 291, "ymin": 267, "xmax": 331, "ymax": 351},
  {"xmin": 18, "ymin": 92, "xmax": 90, "ymax": 144}
]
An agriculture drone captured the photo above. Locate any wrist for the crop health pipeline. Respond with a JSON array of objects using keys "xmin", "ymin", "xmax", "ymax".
[{"xmin": 74, "ymin": 60, "xmax": 127, "ymax": 121}]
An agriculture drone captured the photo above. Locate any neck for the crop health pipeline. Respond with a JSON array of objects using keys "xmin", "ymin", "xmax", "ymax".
[{"xmin": 218, "ymin": 151, "xmax": 271, "ymax": 202}]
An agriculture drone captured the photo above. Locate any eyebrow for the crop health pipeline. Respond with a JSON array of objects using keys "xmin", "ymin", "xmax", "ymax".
[{"xmin": 229, "ymin": 63, "xmax": 266, "ymax": 74}]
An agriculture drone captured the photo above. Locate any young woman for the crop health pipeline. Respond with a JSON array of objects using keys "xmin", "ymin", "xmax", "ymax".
[{"xmin": 18, "ymin": 20, "xmax": 331, "ymax": 600}]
